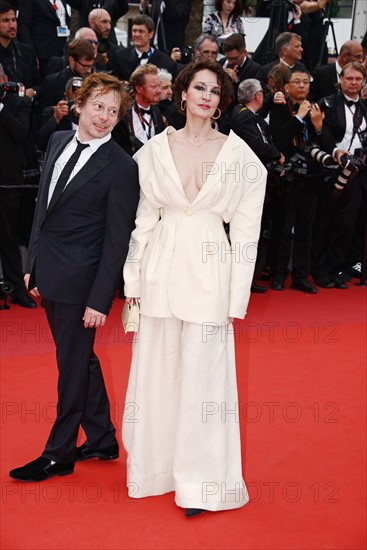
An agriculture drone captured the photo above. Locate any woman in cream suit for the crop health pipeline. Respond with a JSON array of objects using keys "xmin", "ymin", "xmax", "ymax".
[{"xmin": 123, "ymin": 61, "xmax": 267, "ymax": 517}]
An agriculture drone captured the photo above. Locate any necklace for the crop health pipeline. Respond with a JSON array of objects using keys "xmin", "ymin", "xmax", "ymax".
[{"xmin": 182, "ymin": 131, "xmax": 213, "ymax": 148}]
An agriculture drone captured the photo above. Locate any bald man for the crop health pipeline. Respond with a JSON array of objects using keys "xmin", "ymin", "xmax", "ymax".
[
  {"xmin": 73, "ymin": 0, "xmax": 128, "ymax": 44},
  {"xmin": 88, "ymin": 8, "xmax": 122, "ymax": 73},
  {"xmin": 311, "ymin": 40, "xmax": 365, "ymax": 100}
]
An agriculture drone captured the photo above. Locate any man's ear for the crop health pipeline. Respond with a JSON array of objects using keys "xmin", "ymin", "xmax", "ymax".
[
  {"xmin": 75, "ymin": 100, "xmax": 81, "ymax": 115},
  {"xmin": 148, "ymin": 30, "xmax": 154, "ymax": 41}
]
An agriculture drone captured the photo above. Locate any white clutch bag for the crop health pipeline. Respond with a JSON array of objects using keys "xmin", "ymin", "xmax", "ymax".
[{"xmin": 122, "ymin": 298, "xmax": 140, "ymax": 333}]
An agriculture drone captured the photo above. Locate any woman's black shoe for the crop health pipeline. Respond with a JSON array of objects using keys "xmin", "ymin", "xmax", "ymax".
[{"xmin": 185, "ymin": 508, "xmax": 205, "ymax": 517}]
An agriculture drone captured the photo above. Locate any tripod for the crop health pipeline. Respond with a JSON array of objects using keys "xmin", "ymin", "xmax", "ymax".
[{"xmin": 315, "ymin": 2, "xmax": 338, "ymax": 66}]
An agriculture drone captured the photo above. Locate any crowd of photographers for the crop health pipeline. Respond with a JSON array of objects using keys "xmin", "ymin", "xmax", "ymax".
[{"xmin": 0, "ymin": 0, "xmax": 366, "ymax": 309}]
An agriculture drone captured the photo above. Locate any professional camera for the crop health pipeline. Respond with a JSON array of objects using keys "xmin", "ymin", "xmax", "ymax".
[
  {"xmin": 266, "ymin": 160, "xmax": 293, "ymax": 178},
  {"xmin": 303, "ymin": 143, "xmax": 335, "ymax": 167},
  {"xmin": 288, "ymin": 142, "xmax": 337, "ymax": 176},
  {"xmin": 0, "ymin": 278, "xmax": 13, "ymax": 310},
  {"xmin": 0, "ymin": 81, "xmax": 25, "ymax": 100},
  {"xmin": 333, "ymin": 154, "xmax": 363, "ymax": 190},
  {"xmin": 317, "ymin": 97, "xmax": 332, "ymax": 113},
  {"xmin": 180, "ymin": 46, "xmax": 193, "ymax": 64}
]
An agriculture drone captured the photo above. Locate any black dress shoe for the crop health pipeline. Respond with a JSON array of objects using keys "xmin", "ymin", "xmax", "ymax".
[
  {"xmin": 271, "ymin": 278, "xmax": 285, "ymax": 291},
  {"xmin": 291, "ymin": 280, "xmax": 318, "ymax": 294},
  {"xmin": 10, "ymin": 291, "xmax": 37, "ymax": 308},
  {"xmin": 75, "ymin": 442, "xmax": 119, "ymax": 462},
  {"xmin": 9, "ymin": 456, "xmax": 74, "ymax": 481},
  {"xmin": 251, "ymin": 282, "xmax": 268, "ymax": 293},
  {"xmin": 315, "ymin": 277, "xmax": 335, "ymax": 289},
  {"xmin": 334, "ymin": 277, "xmax": 349, "ymax": 289},
  {"xmin": 185, "ymin": 508, "xmax": 205, "ymax": 517}
]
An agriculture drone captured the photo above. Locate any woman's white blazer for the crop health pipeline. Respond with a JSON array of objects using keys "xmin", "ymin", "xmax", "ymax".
[{"xmin": 123, "ymin": 127, "xmax": 267, "ymax": 324}]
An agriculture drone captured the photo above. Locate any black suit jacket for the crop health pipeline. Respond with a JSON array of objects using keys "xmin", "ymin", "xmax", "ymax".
[
  {"xmin": 311, "ymin": 63, "xmax": 338, "ymax": 101},
  {"xmin": 114, "ymin": 46, "xmax": 178, "ymax": 81},
  {"xmin": 151, "ymin": 0, "xmax": 191, "ymax": 52},
  {"xmin": 230, "ymin": 104, "xmax": 281, "ymax": 164},
  {"xmin": 0, "ymin": 39, "xmax": 41, "ymax": 89},
  {"xmin": 317, "ymin": 92, "xmax": 367, "ymax": 154},
  {"xmin": 26, "ymin": 131, "xmax": 140, "ymax": 313},
  {"xmin": 269, "ymin": 99, "xmax": 318, "ymax": 160},
  {"xmin": 37, "ymin": 67, "xmax": 74, "ymax": 116},
  {"xmin": 0, "ymin": 94, "xmax": 32, "ymax": 186},
  {"xmin": 17, "ymin": 0, "xmax": 77, "ymax": 59}
]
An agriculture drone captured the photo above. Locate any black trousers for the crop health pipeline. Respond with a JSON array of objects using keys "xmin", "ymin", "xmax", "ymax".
[
  {"xmin": 0, "ymin": 189, "xmax": 26, "ymax": 291},
  {"xmin": 269, "ymin": 176, "xmax": 321, "ymax": 281},
  {"xmin": 42, "ymin": 299, "xmax": 116, "ymax": 463},
  {"xmin": 312, "ymin": 172, "xmax": 365, "ymax": 280}
]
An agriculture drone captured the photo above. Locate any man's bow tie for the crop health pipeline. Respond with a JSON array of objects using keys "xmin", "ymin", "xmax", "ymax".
[
  {"xmin": 141, "ymin": 107, "xmax": 152, "ymax": 116},
  {"xmin": 345, "ymin": 99, "xmax": 359, "ymax": 107},
  {"xmin": 140, "ymin": 51, "xmax": 150, "ymax": 59}
]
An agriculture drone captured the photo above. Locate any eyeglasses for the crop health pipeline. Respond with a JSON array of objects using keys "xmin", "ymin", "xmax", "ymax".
[
  {"xmin": 288, "ymin": 79, "xmax": 310, "ymax": 86},
  {"xmin": 75, "ymin": 60, "xmax": 94, "ymax": 70},
  {"xmin": 347, "ymin": 53, "xmax": 365, "ymax": 61},
  {"xmin": 87, "ymin": 40, "xmax": 99, "ymax": 46}
]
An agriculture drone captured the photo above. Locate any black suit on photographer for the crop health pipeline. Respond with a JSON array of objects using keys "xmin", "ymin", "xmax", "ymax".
[
  {"xmin": 312, "ymin": 62, "xmax": 367, "ymax": 287},
  {"xmin": 269, "ymin": 68, "xmax": 325, "ymax": 293},
  {"xmin": 0, "ymin": 87, "xmax": 36, "ymax": 307}
]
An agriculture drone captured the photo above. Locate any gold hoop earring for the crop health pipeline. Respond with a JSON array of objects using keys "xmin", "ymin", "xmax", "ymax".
[
  {"xmin": 181, "ymin": 99, "xmax": 186, "ymax": 111},
  {"xmin": 211, "ymin": 108, "xmax": 221, "ymax": 120}
]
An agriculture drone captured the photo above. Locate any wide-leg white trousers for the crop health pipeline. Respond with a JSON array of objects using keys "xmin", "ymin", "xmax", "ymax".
[{"xmin": 122, "ymin": 315, "xmax": 249, "ymax": 511}]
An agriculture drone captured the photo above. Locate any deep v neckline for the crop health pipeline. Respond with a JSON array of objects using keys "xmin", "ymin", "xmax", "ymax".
[{"xmin": 164, "ymin": 127, "xmax": 230, "ymax": 205}]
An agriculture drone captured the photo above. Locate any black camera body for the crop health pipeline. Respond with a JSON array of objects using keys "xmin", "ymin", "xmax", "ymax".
[
  {"xmin": 180, "ymin": 46, "xmax": 193, "ymax": 64},
  {"xmin": 0, "ymin": 81, "xmax": 25, "ymax": 100}
]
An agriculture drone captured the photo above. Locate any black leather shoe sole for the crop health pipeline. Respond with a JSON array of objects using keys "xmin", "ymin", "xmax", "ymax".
[
  {"xmin": 291, "ymin": 282, "xmax": 318, "ymax": 294},
  {"xmin": 75, "ymin": 442, "xmax": 119, "ymax": 462}
]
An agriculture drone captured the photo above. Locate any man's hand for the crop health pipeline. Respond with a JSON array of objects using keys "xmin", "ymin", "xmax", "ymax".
[
  {"xmin": 83, "ymin": 306, "xmax": 106, "ymax": 328},
  {"xmin": 334, "ymin": 148, "xmax": 350, "ymax": 164},
  {"xmin": 54, "ymin": 100, "xmax": 69, "ymax": 123},
  {"xmin": 24, "ymin": 273, "xmax": 40, "ymax": 297},
  {"xmin": 224, "ymin": 67, "xmax": 238, "ymax": 82},
  {"xmin": 309, "ymin": 103, "xmax": 325, "ymax": 131},
  {"xmin": 278, "ymin": 153, "xmax": 286, "ymax": 165},
  {"xmin": 297, "ymin": 99, "xmax": 312, "ymax": 119},
  {"xmin": 25, "ymin": 88, "xmax": 37, "ymax": 99},
  {"xmin": 170, "ymin": 47, "xmax": 181, "ymax": 62},
  {"xmin": 273, "ymin": 91, "xmax": 286, "ymax": 104}
]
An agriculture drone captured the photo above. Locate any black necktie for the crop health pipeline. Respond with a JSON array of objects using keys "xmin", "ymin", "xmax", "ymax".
[{"xmin": 48, "ymin": 140, "xmax": 89, "ymax": 211}]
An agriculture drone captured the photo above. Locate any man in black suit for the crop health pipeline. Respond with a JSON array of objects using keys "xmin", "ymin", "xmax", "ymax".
[
  {"xmin": 73, "ymin": 0, "xmax": 128, "ymax": 45},
  {"xmin": 112, "ymin": 63, "xmax": 165, "ymax": 155},
  {"xmin": 16, "ymin": 0, "xmax": 81, "ymax": 76},
  {"xmin": 0, "ymin": 68, "xmax": 37, "ymax": 308},
  {"xmin": 88, "ymin": 8, "xmax": 121, "ymax": 73},
  {"xmin": 114, "ymin": 14, "xmax": 178, "ymax": 82},
  {"xmin": 312, "ymin": 62, "xmax": 367, "ymax": 288},
  {"xmin": 0, "ymin": 2, "xmax": 40, "ymax": 94},
  {"xmin": 221, "ymin": 34, "xmax": 261, "ymax": 89},
  {"xmin": 311, "ymin": 40, "xmax": 365, "ymax": 101},
  {"xmin": 256, "ymin": 32, "xmax": 306, "ymax": 91},
  {"xmin": 230, "ymin": 78, "xmax": 285, "ymax": 293},
  {"xmin": 37, "ymin": 38, "xmax": 95, "ymax": 117},
  {"xmin": 269, "ymin": 68, "xmax": 326, "ymax": 293},
  {"xmin": 9, "ymin": 72, "xmax": 140, "ymax": 482},
  {"xmin": 148, "ymin": 0, "xmax": 191, "ymax": 53}
]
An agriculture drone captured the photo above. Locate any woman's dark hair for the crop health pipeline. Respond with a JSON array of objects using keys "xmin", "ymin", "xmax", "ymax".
[
  {"xmin": 214, "ymin": 0, "xmax": 241, "ymax": 18},
  {"xmin": 173, "ymin": 60, "xmax": 234, "ymax": 111}
]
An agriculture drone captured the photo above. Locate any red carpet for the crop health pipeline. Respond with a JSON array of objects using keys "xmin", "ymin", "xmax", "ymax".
[{"xmin": 1, "ymin": 282, "xmax": 366, "ymax": 549}]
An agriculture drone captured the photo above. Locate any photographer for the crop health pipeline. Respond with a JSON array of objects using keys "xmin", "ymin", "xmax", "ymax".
[
  {"xmin": 37, "ymin": 77, "xmax": 83, "ymax": 152},
  {"xmin": 269, "ymin": 67, "xmax": 326, "ymax": 293},
  {"xmin": 37, "ymin": 39, "xmax": 95, "ymax": 118},
  {"xmin": 230, "ymin": 78, "xmax": 285, "ymax": 293},
  {"xmin": 88, "ymin": 8, "xmax": 121, "ymax": 73},
  {"xmin": 312, "ymin": 62, "xmax": 367, "ymax": 288},
  {"xmin": 0, "ymin": 74, "xmax": 36, "ymax": 308}
]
